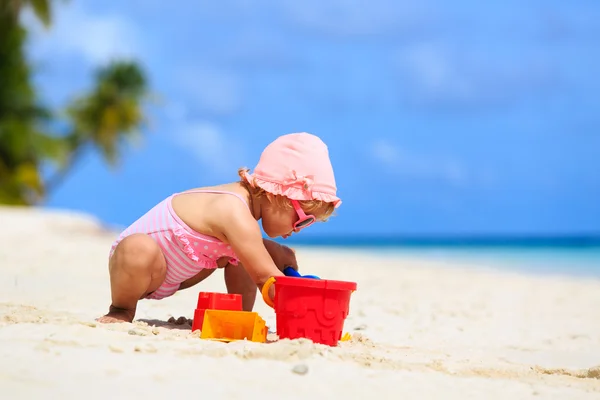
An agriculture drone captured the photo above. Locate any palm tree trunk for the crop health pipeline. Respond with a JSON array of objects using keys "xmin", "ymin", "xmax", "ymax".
[{"xmin": 43, "ymin": 136, "xmax": 86, "ymax": 196}]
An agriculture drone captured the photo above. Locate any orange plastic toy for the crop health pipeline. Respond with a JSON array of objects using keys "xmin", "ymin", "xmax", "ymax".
[
  {"xmin": 191, "ymin": 292, "xmax": 243, "ymax": 332},
  {"xmin": 200, "ymin": 310, "xmax": 268, "ymax": 343}
]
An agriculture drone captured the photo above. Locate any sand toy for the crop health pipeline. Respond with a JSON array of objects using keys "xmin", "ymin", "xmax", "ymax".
[
  {"xmin": 191, "ymin": 292, "xmax": 243, "ymax": 332},
  {"xmin": 283, "ymin": 266, "xmax": 320, "ymax": 279},
  {"xmin": 200, "ymin": 310, "xmax": 267, "ymax": 343},
  {"xmin": 262, "ymin": 275, "xmax": 357, "ymax": 346}
]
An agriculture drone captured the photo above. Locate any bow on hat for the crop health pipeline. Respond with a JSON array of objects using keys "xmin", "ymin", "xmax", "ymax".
[{"xmin": 282, "ymin": 169, "xmax": 315, "ymax": 194}]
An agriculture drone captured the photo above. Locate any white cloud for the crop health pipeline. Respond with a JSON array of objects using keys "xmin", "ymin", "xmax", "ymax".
[
  {"xmin": 371, "ymin": 140, "xmax": 401, "ymax": 167},
  {"xmin": 220, "ymin": 30, "xmax": 301, "ymax": 71},
  {"xmin": 371, "ymin": 139, "xmax": 468, "ymax": 185},
  {"xmin": 175, "ymin": 121, "xmax": 245, "ymax": 176},
  {"xmin": 401, "ymin": 44, "xmax": 473, "ymax": 100},
  {"xmin": 279, "ymin": 0, "xmax": 430, "ymax": 36},
  {"xmin": 174, "ymin": 66, "xmax": 242, "ymax": 116},
  {"xmin": 396, "ymin": 41, "xmax": 559, "ymax": 107},
  {"xmin": 23, "ymin": 3, "xmax": 142, "ymax": 64}
]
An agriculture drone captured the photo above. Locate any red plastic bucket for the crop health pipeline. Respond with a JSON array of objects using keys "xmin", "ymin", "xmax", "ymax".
[{"xmin": 269, "ymin": 276, "xmax": 357, "ymax": 346}]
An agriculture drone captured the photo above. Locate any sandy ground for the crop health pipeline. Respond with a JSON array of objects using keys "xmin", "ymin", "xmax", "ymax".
[{"xmin": 1, "ymin": 205, "xmax": 599, "ymax": 399}]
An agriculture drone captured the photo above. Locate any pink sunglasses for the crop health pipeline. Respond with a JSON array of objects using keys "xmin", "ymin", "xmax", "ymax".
[{"xmin": 291, "ymin": 200, "xmax": 316, "ymax": 231}]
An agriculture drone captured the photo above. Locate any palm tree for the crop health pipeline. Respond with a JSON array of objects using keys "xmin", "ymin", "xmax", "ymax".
[
  {"xmin": 45, "ymin": 61, "xmax": 149, "ymax": 191},
  {"xmin": 0, "ymin": 0, "xmax": 151, "ymax": 204},
  {"xmin": 0, "ymin": 0, "xmax": 57, "ymax": 205}
]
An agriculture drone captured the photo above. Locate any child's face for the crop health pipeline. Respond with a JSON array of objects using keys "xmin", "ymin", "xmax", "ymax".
[{"xmin": 262, "ymin": 201, "xmax": 314, "ymax": 239}]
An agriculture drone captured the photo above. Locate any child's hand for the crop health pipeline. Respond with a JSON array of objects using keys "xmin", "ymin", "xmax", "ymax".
[{"xmin": 263, "ymin": 239, "xmax": 298, "ymax": 273}]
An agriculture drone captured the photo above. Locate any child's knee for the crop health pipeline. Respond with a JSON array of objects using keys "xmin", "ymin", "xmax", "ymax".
[{"xmin": 112, "ymin": 234, "xmax": 164, "ymax": 274}]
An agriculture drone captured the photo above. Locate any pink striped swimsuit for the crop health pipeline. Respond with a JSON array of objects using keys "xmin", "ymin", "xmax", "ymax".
[{"xmin": 109, "ymin": 190, "xmax": 247, "ymax": 300}]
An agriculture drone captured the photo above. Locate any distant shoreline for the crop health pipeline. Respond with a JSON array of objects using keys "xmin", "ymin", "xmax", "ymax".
[
  {"xmin": 281, "ymin": 235, "xmax": 600, "ymax": 248},
  {"xmin": 16, "ymin": 205, "xmax": 596, "ymax": 249}
]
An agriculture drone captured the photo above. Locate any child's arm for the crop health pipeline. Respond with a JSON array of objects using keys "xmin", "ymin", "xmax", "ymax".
[
  {"xmin": 216, "ymin": 204, "xmax": 285, "ymax": 296},
  {"xmin": 263, "ymin": 238, "xmax": 298, "ymax": 272}
]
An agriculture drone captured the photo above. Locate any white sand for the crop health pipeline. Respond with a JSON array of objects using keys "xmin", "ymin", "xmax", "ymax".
[{"xmin": 1, "ymin": 205, "xmax": 599, "ymax": 399}]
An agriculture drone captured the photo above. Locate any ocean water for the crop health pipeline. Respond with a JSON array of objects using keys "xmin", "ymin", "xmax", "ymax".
[
  {"xmin": 286, "ymin": 236, "xmax": 600, "ymax": 278},
  {"xmin": 381, "ymin": 247, "xmax": 600, "ymax": 278}
]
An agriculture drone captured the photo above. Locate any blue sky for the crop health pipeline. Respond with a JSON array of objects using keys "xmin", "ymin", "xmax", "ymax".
[{"xmin": 23, "ymin": 0, "xmax": 600, "ymax": 236}]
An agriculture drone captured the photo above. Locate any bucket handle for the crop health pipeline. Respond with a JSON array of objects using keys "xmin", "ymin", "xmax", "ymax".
[{"xmin": 261, "ymin": 277, "xmax": 276, "ymax": 309}]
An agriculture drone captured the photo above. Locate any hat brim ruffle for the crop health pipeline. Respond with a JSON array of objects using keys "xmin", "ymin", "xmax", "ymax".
[{"xmin": 242, "ymin": 171, "xmax": 342, "ymax": 208}]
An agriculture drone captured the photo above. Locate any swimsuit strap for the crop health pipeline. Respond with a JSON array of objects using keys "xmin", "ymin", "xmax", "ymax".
[{"xmin": 180, "ymin": 189, "xmax": 250, "ymax": 208}]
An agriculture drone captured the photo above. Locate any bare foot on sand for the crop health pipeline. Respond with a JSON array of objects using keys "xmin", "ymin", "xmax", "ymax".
[{"xmin": 96, "ymin": 306, "xmax": 135, "ymax": 323}]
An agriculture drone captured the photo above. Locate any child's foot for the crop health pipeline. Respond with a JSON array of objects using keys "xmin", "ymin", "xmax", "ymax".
[{"xmin": 96, "ymin": 305, "xmax": 135, "ymax": 323}]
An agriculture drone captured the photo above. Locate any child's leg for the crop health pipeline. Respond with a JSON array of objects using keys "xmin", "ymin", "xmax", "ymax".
[
  {"xmin": 97, "ymin": 233, "xmax": 167, "ymax": 323},
  {"xmin": 224, "ymin": 263, "xmax": 257, "ymax": 311}
]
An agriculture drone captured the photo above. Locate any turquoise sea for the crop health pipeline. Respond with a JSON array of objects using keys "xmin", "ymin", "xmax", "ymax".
[{"xmin": 284, "ymin": 236, "xmax": 600, "ymax": 278}]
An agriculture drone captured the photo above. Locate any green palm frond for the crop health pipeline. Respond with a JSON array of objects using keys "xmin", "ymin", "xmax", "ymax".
[
  {"xmin": 0, "ymin": 0, "xmax": 61, "ymax": 27},
  {"xmin": 0, "ymin": 0, "xmax": 150, "ymax": 205},
  {"xmin": 66, "ymin": 60, "xmax": 149, "ymax": 166},
  {"xmin": 27, "ymin": 0, "xmax": 53, "ymax": 27}
]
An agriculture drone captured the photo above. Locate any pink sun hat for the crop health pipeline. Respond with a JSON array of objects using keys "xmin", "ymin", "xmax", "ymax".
[{"xmin": 242, "ymin": 132, "xmax": 342, "ymax": 208}]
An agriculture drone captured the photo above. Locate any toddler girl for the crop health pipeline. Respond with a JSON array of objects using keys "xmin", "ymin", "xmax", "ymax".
[{"xmin": 97, "ymin": 132, "xmax": 341, "ymax": 323}]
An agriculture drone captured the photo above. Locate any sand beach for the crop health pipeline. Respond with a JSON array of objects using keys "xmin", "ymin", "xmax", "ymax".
[{"xmin": 1, "ymin": 206, "xmax": 599, "ymax": 399}]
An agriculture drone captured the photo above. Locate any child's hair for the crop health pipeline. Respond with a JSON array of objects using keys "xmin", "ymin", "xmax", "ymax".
[{"xmin": 238, "ymin": 167, "xmax": 335, "ymax": 222}]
